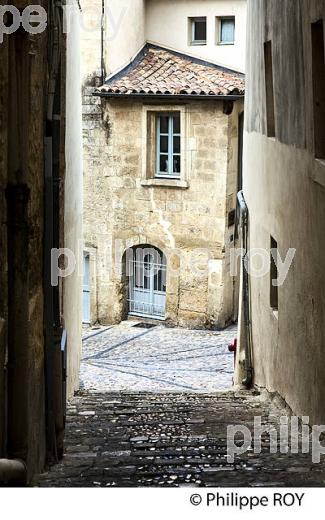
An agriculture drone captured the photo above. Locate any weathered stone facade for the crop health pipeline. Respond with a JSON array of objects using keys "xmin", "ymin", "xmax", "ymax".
[
  {"xmin": 83, "ymin": 94, "xmax": 243, "ymax": 328},
  {"xmin": 0, "ymin": 0, "xmax": 82, "ymax": 484}
]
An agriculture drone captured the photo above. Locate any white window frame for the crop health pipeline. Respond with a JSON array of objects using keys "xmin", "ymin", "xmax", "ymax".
[
  {"xmin": 216, "ymin": 16, "xmax": 235, "ymax": 46},
  {"xmin": 189, "ymin": 17, "xmax": 207, "ymax": 46},
  {"xmin": 141, "ymin": 105, "xmax": 190, "ymax": 189},
  {"xmin": 156, "ymin": 113, "xmax": 181, "ymax": 179}
]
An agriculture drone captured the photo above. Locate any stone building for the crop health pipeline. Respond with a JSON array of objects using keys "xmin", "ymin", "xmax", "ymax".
[
  {"xmin": 0, "ymin": 0, "xmax": 82, "ymax": 485},
  {"xmin": 82, "ymin": 0, "xmax": 246, "ymax": 329},
  {"xmin": 235, "ymin": 0, "xmax": 325, "ymax": 425}
]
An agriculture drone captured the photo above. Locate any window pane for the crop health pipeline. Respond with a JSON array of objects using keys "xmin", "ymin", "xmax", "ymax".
[
  {"xmin": 173, "ymin": 156, "xmax": 181, "ymax": 174},
  {"xmin": 154, "ymin": 269, "xmax": 166, "ymax": 292},
  {"xmin": 194, "ymin": 20, "xmax": 206, "ymax": 41},
  {"xmin": 160, "ymin": 135, "xmax": 168, "ymax": 153},
  {"xmin": 144, "ymin": 254, "xmax": 152, "ymax": 289},
  {"xmin": 221, "ymin": 19, "xmax": 235, "ymax": 42},
  {"xmin": 159, "ymin": 155, "xmax": 169, "ymax": 173},
  {"xmin": 173, "ymin": 136, "xmax": 180, "ymax": 154},
  {"xmin": 159, "ymin": 115, "xmax": 169, "ymax": 133},
  {"xmin": 173, "ymin": 115, "xmax": 180, "ymax": 133}
]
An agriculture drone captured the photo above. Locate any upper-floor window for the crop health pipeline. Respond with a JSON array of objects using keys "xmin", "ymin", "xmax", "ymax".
[
  {"xmin": 156, "ymin": 113, "xmax": 181, "ymax": 178},
  {"xmin": 311, "ymin": 19, "xmax": 325, "ymax": 159},
  {"xmin": 270, "ymin": 236, "xmax": 279, "ymax": 312},
  {"xmin": 189, "ymin": 17, "xmax": 207, "ymax": 46},
  {"xmin": 217, "ymin": 17, "xmax": 235, "ymax": 45},
  {"xmin": 264, "ymin": 40, "xmax": 276, "ymax": 138}
]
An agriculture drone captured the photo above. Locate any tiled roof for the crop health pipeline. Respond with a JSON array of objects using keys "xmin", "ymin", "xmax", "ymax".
[{"xmin": 95, "ymin": 45, "xmax": 245, "ymax": 98}]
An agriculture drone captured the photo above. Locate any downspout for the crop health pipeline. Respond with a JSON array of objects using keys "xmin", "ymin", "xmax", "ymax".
[
  {"xmin": 237, "ymin": 190, "xmax": 253, "ymax": 388},
  {"xmin": 101, "ymin": 0, "xmax": 105, "ymax": 84}
]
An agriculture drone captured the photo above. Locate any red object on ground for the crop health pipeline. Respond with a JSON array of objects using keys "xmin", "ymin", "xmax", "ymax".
[{"xmin": 228, "ymin": 338, "xmax": 237, "ymax": 353}]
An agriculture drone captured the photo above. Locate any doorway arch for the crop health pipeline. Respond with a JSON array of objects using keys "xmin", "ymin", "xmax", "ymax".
[{"xmin": 125, "ymin": 245, "xmax": 167, "ymax": 320}]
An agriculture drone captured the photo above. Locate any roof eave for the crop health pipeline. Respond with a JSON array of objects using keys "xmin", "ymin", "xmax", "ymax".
[{"xmin": 92, "ymin": 92, "xmax": 245, "ymax": 101}]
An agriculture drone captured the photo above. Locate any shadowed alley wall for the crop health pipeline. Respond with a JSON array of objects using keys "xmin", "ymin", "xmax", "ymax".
[{"xmin": 236, "ymin": 0, "xmax": 325, "ymax": 425}]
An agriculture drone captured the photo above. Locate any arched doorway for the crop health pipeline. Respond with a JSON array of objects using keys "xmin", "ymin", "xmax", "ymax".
[{"xmin": 126, "ymin": 245, "xmax": 167, "ymax": 320}]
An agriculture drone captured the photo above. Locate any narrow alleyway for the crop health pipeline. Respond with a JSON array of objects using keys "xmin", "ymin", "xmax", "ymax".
[{"xmin": 33, "ymin": 322, "xmax": 325, "ymax": 487}]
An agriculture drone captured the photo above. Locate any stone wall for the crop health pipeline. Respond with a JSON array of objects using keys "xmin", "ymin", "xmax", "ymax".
[
  {"xmin": 83, "ymin": 96, "xmax": 243, "ymax": 329},
  {"xmin": 0, "ymin": 17, "xmax": 48, "ymax": 481},
  {"xmin": 0, "ymin": 0, "xmax": 82, "ymax": 483}
]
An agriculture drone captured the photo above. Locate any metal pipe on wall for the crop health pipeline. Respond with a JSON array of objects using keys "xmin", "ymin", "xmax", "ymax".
[{"xmin": 237, "ymin": 190, "xmax": 253, "ymax": 388}]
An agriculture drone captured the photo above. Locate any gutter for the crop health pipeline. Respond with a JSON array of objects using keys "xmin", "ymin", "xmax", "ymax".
[
  {"xmin": 237, "ymin": 190, "xmax": 253, "ymax": 388},
  {"xmin": 92, "ymin": 92, "xmax": 244, "ymax": 102}
]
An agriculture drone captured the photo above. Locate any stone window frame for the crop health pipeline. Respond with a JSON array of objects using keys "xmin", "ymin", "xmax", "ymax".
[{"xmin": 141, "ymin": 104, "xmax": 190, "ymax": 189}]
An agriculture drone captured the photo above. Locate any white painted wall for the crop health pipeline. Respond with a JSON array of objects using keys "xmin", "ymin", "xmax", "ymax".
[
  {"xmin": 105, "ymin": 0, "xmax": 146, "ymax": 75},
  {"xmin": 235, "ymin": 0, "xmax": 325, "ymax": 425},
  {"xmin": 146, "ymin": 0, "xmax": 247, "ymax": 72},
  {"xmin": 80, "ymin": 0, "xmax": 103, "ymax": 81},
  {"xmin": 64, "ymin": 0, "xmax": 83, "ymax": 398},
  {"xmin": 103, "ymin": 0, "xmax": 246, "ymax": 77}
]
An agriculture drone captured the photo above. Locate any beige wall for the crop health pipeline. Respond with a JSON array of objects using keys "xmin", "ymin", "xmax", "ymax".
[
  {"xmin": 63, "ymin": 0, "xmax": 83, "ymax": 398},
  {"xmin": 236, "ymin": 0, "xmax": 325, "ymax": 425},
  {"xmin": 146, "ymin": 0, "xmax": 247, "ymax": 72},
  {"xmin": 103, "ymin": 0, "xmax": 247, "ymax": 78},
  {"xmin": 80, "ymin": 0, "xmax": 103, "ymax": 82},
  {"xmin": 83, "ymin": 97, "xmax": 243, "ymax": 328},
  {"xmin": 105, "ymin": 0, "xmax": 146, "ymax": 75}
]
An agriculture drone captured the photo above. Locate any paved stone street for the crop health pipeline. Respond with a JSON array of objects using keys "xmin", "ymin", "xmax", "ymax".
[
  {"xmin": 81, "ymin": 321, "xmax": 236, "ymax": 392},
  {"xmin": 34, "ymin": 322, "xmax": 325, "ymax": 487},
  {"xmin": 36, "ymin": 391, "xmax": 325, "ymax": 487}
]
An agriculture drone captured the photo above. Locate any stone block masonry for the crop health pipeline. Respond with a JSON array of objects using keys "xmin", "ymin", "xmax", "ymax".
[{"xmin": 82, "ymin": 94, "xmax": 243, "ymax": 328}]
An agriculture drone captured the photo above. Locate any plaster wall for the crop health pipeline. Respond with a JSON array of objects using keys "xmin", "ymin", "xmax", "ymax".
[
  {"xmin": 80, "ymin": 0, "xmax": 103, "ymax": 81},
  {"xmin": 104, "ymin": 0, "xmax": 146, "ymax": 75},
  {"xmin": 63, "ymin": 0, "xmax": 83, "ymax": 398},
  {"xmin": 146, "ymin": 0, "xmax": 247, "ymax": 72},
  {"xmin": 236, "ymin": 0, "xmax": 325, "ymax": 424}
]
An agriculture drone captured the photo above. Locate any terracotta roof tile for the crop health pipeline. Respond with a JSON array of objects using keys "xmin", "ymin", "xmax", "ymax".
[{"xmin": 95, "ymin": 45, "xmax": 245, "ymax": 98}]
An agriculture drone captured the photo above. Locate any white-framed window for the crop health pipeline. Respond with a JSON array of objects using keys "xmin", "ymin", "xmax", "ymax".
[
  {"xmin": 156, "ymin": 113, "xmax": 181, "ymax": 178},
  {"xmin": 141, "ymin": 105, "xmax": 189, "ymax": 188},
  {"xmin": 217, "ymin": 17, "xmax": 235, "ymax": 45},
  {"xmin": 189, "ymin": 17, "xmax": 207, "ymax": 46}
]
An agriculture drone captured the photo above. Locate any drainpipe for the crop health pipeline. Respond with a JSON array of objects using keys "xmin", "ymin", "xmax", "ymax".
[
  {"xmin": 101, "ymin": 0, "xmax": 105, "ymax": 84},
  {"xmin": 237, "ymin": 190, "xmax": 253, "ymax": 388},
  {"xmin": 0, "ymin": 459, "xmax": 27, "ymax": 486}
]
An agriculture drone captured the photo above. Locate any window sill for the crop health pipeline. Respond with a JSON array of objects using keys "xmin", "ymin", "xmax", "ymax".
[
  {"xmin": 141, "ymin": 179, "xmax": 189, "ymax": 189},
  {"xmin": 190, "ymin": 41, "xmax": 207, "ymax": 46},
  {"xmin": 311, "ymin": 158, "xmax": 325, "ymax": 189},
  {"xmin": 217, "ymin": 41, "xmax": 235, "ymax": 46}
]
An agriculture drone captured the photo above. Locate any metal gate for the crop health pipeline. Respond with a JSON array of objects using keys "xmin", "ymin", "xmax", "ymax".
[
  {"xmin": 127, "ymin": 247, "xmax": 166, "ymax": 319},
  {"xmin": 83, "ymin": 253, "xmax": 91, "ymax": 324}
]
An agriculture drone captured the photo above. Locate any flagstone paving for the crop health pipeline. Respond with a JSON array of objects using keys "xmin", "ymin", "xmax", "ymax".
[{"xmin": 80, "ymin": 321, "xmax": 236, "ymax": 393}]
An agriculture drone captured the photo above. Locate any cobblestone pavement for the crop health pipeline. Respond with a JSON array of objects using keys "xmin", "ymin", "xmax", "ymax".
[
  {"xmin": 80, "ymin": 321, "xmax": 236, "ymax": 392},
  {"xmin": 35, "ymin": 391, "xmax": 325, "ymax": 488}
]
